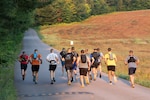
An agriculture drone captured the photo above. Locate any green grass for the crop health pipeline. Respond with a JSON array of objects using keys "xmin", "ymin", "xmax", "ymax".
[{"xmin": 0, "ymin": 33, "xmax": 23, "ymax": 100}]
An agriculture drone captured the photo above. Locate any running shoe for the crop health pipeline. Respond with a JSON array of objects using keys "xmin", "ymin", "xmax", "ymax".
[
  {"xmin": 89, "ymin": 75, "xmax": 92, "ymax": 80},
  {"xmin": 71, "ymin": 77, "xmax": 73, "ymax": 82},
  {"xmin": 81, "ymin": 85, "xmax": 85, "ymax": 88},
  {"xmin": 68, "ymin": 81, "xmax": 71, "ymax": 85},
  {"xmin": 33, "ymin": 76, "xmax": 36, "ymax": 82},
  {"xmin": 109, "ymin": 81, "xmax": 112, "ymax": 85},
  {"xmin": 114, "ymin": 76, "xmax": 117, "ymax": 83},
  {"xmin": 53, "ymin": 78, "xmax": 56, "ymax": 82},
  {"xmin": 99, "ymin": 74, "xmax": 102, "ymax": 78},
  {"xmin": 35, "ymin": 81, "xmax": 38, "ymax": 84},
  {"xmin": 51, "ymin": 80, "xmax": 54, "ymax": 84},
  {"xmin": 22, "ymin": 75, "xmax": 25, "ymax": 80},
  {"xmin": 131, "ymin": 84, "xmax": 135, "ymax": 88}
]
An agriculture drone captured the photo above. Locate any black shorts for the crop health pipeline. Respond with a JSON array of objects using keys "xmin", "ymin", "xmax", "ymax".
[
  {"xmin": 65, "ymin": 65, "xmax": 73, "ymax": 71},
  {"xmin": 107, "ymin": 66, "xmax": 116, "ymax": 71},
  {"xmin": 91, "ymin": 63, "xmax": 99, "ymax": 68},
  {"xmin": 128, "ymin": 67, "xmax": 136, "ymax": 75},
  {"xmin": 49, "ymin": 65, "xmax": 57, "ymax": 71},
  {"xmin": 21, "ymin": 64, "xmax": 27, "ymax": 71},
  {"xmin": 79, "ymin": 68, "xmax": 88, "ymax": 76},
  {"xmin": 32, "ymin": 65, "xmax": 40, "ymax": 72}
]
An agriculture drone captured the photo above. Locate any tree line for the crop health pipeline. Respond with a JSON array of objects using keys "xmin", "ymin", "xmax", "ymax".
[{"xmin": 35, "ymin": 0, "xmax": 150, "ymax": 25}]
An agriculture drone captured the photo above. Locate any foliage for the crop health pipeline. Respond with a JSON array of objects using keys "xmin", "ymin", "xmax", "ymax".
[
  {"xmin": 0, "ymin": 0, "xmax": 41, "ymax": 100},
  {"xmin": 35, "ymin": 0, "xmax": 150, "ymax": 25}
]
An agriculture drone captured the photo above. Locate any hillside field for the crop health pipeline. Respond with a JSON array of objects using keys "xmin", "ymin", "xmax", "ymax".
[{"xmin": 39, "ymin": 10, "xmax": 150, "ymax": 87}]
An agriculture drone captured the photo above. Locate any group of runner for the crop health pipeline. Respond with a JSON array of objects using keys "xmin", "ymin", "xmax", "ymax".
[
  {"xmin": 18, "ymin": 49, "xmax": 42, "ymax": 84},
  {"xmin": 18, "ymin": 47, "xmax": 139, "ymax": 88}
]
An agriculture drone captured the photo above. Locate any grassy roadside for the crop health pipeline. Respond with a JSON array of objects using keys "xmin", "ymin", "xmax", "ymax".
[{"xmin": 0, "ymin": 33, "xmax": 23, "ymax": 100}]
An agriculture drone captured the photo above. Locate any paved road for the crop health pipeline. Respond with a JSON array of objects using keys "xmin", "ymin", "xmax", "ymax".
[{"xmin": 14, "ymin": 28, "xmax": 150, "ymax": 100}]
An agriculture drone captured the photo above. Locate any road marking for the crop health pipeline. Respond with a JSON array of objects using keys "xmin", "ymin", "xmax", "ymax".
[{"xmin": 18, "ymin": 92, "xmax": 94, "ymax": 97}]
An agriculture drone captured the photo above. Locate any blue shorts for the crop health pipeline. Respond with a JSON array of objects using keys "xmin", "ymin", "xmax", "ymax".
[
  {"xmin": 61, "ymin": 60, "xmax": 65, "ymax": 66},
  {"xmin": 72, "ymin": 62, "xmax": 77, "ymax": 70}
]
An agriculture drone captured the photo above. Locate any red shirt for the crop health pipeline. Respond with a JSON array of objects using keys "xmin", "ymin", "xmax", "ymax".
[{"xmin": 19, "ymin": 54, "xmax": 29, "ymax": 64}]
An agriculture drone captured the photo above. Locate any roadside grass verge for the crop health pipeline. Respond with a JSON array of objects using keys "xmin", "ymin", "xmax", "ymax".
[{"xmin": 0, "ymin": 33, "xmax": 23, "ymax": 100}]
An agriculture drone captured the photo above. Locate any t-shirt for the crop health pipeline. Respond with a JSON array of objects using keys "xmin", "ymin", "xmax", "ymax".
[
  {"xmin": 79, "ymin": 55, "xmax": 90, "ymax": 68},
  {"xmin": 60, "ymin": 51, "xmax": 66, "ymax": 58},
  {"xmin": 91, "ymin": 52, "xmax": 100, "ymax": 64},
  {"xmin": 64, "ymin": 53, "xmax": 74, "ymax": 67},
  {"xmin": 125, "ymin": 56, "xmax": 138, "ymax": 68},
  {"xmin": 19, "ymin": 54, "xmax": 28, "ymax": 64},
  {"xmin": 104, "ymin": 52, "xmax": 117, "ymax": 66},
  {"xmin": 30, "ymin": 54, "xmax": 42, "ymax": 65},
  {"xmin": 46, "ymin": 53, "xmax": 58, "ymax": 65}
]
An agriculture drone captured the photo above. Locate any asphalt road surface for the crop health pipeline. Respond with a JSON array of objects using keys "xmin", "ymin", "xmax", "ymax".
[{"xmin": 14, "ymin": 28, "xmax": 150, "ymax": 100}]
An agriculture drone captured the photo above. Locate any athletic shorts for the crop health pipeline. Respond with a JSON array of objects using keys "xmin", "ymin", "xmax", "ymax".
[
  {"xmin": 128, "ymin": 67, "xmax": 136, "ymax": 75},
  {"xmin": 65, "ymin": 65, "xmax": 73, "ymax": 71},
  {"xmin": 91, "ymin": 63, "xmax": 99, "ymax": 68},
  {"xmin": 32, "ymin": 65, "xmax": 40, "ymax": 72},
  {"xmin": 49, "ymin": 65, "xmax": 57, "ymax": 71},
  {"xmin": 72, "ymin": 62, "xmax": 77, "ymax": 70},
  {"xmin": 79, "ymin": 68, "xmax": 88, "ymax": 76},
  {"xmin": 107, "ymin": 66, "xmax": 116, "ymax": 71},
  {"xmin": 21, "ymin": 64, "xmax": 27, "ymax": 71},
  {"xmin": 61, "ymin": 60, "xmax": 65, "ymax": 66}
]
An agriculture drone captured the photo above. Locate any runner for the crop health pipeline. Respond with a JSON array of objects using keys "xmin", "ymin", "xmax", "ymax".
[
  {"xmin": 18, "ymin": 51, "xmax": 29, "ymax": 80},
  {"xmin": 97, "ymin": 48, "xmax": 104, "ymax": 78},
  {"xmin": 76, "ymin": 49, "xmax": 91, "ymax": 88},
  {"xmin": 91, "ymin": 48, "xmax": 100, "ymax": 81},
  {"xmin": 64, "ymin": 48, "xmax": 75, "ymax": 85},
  {"xmin": 124, "ymin": 50, "xmax": 139, "ymax": 88},
  {"xmin": 46, "ymin": 49, "xmax": 59, "ymax": 84},
  {"xmin": 60, "ymin": 48, "xmax": 66, "ymax": 76},
  {"xmin": 71, "ymin": 46, "xmax": 79, "ymax": 81},
  {"xmin": 85, "ymin": 49, "xmax": 92, "ymax": 81},
  {"xmin": 104, "ymin": 48, "xmax": 117, "ymax": 85},
  {"xmin": 29, "ymin": 49, "xmax": 42, "ymax": 84}
]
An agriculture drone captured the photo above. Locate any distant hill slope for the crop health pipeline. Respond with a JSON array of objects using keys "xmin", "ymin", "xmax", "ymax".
[{"xmin": 41, "ymin": 10, "xmax": 150, "ymax": 39}]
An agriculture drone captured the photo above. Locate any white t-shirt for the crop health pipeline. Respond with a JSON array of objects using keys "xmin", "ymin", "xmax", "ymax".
[{"xmin": 46, "ymin": 53, "xmax": 58, "ymax": 65}]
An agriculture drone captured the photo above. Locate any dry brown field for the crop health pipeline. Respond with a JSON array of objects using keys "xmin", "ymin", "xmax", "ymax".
[{"xmin": 39, "ymin": 10, "xmax": 150, "ymax": 87}]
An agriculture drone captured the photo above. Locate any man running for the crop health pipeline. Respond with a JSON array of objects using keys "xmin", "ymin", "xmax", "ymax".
[
  {"xmin": 18, "ymin": 51, "xmax": 29, "ymax": 80},
  {"xmin": 91, "ymin": 48, "xmax": 100, "ymax": 81},
  {"xmin": 85, "ymin": 49, "xmax": 92, "ymax": 81},
  {"xmin": 97, "ymin": 48, "xmax": 104, "ymax": 78},
  {"xmin": 124, "ymin": 50, "xmax": 139, "ymax": 88},
  {"xmin": 104, "ymin": 48, "xmax": 117, "ymax": 85},
  {"xmin": 71, "ymin": 46, "xmax": 79, "ymax": 81},
  {"xmin": 46, "ymin": 49, "xmax": 59, "ymax": 84},
  {"xmin": 76, "ymin": 49, "xmax": 91, "ymax": 88},
  {"xmin": 64, "ymin": 48, "xmax": 75, "ymax": 85},
  {"xmin": 60, "ymin": 48, "xmax": 66, "ymax": 76},
  {"xmin": 29, "ymin": 49, "xmax": 42, "ymax": 84}
]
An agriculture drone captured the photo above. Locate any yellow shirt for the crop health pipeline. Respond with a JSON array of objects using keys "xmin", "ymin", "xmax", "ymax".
[{"xmin": 104, "ymin": 52, "xmax": 117, "ymax": 66}]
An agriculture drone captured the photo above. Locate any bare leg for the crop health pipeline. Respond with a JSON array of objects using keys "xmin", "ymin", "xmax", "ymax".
[
  {"xmin": 130, "ymin": 75, "xmax": 135, "ymax": 88},
  {"xmin": 108, "ymin": 71, "xmax": 112, "ymax": 84},
  {"xmin": 92, "ymin": 68, "xmax": 97, "ymax": 81},
  {"xmin": 67, "ymin": 70, "xmax": 71, "ymax": 85},
  {"xmin": 80, "ymin": 75, "xmax": 84, "ymax": 87},
  {"xmin": 111, "ymin": 71, "xmax": 117, "ymax": 83}
]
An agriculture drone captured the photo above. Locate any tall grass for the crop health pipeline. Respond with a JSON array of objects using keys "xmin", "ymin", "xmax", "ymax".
[{"xmin": 0, "ymin": 33, "xmax": 23, "ymax": 100}]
